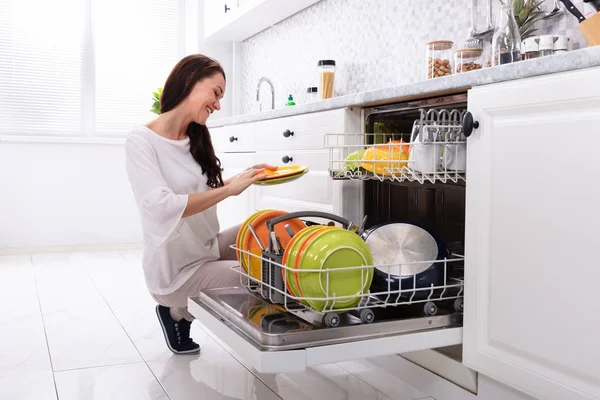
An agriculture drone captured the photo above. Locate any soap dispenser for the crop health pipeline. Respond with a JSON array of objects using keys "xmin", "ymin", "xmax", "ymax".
[{"xmin": 285, "ymin": 94, "xmax": 296, "ymax": 106}]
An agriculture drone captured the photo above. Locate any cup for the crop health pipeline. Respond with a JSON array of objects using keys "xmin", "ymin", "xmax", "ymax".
[
  {"xmin": 409, "ymin": 125, "xmax": 443, "ymax": 174},
  {"xmin": 442, "ymin": 143, "xmax": 467, "ymax": 171}
]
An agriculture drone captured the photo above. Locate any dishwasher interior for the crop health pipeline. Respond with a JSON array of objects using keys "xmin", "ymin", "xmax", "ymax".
[
  {"xmin": 360, "ymin": 94, "xmax": 468, "ymax": 365},
  {"xmin": 193, "ymin": 93, "xmax": 469, "ymax": 354}
]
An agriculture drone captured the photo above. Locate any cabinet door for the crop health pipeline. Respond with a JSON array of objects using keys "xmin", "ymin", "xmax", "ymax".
[
  {"xmin": 464, "ymin": 67, "xmax": 600, "ymax": 400},
  {"xmin": 203, "ymin": 0, "xmax": 227, "ymax": 39},
  {"xmin": 217, "ymin": 152, "xmax": 255, "ymax": 231}
]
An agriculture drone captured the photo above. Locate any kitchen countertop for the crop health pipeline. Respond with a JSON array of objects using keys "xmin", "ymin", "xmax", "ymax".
[{"xmin": 208, "ymin": 46, "xmax": 600, "ymax": 128}]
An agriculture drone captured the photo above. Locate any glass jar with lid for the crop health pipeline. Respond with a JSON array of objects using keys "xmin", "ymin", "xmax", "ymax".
[
  {"xmin": 454, "ymin": 48, "xmax": 483, "ymax": 73},
  {"xmin": 317, "ymin": 60, "xmax": 335, "ymax": 99},
  {"xmin": 426, "ymin": 40, "xmax": 453, "ymax": 79}
]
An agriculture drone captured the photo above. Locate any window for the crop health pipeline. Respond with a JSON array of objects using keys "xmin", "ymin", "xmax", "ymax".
[{"xmin": 0, "ymin": 0, "xmax": 185, "ymax": 137}]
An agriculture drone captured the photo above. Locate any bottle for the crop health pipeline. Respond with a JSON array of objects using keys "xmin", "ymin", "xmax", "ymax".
[
  {"xmin": 554, "ymin": 36, "xmax": 570, "ymax": 54},
  {"xmin": 306, "ymin": 87, "xmax": 318, "ymax": 103},
  {"xmin": 522, "ymin": 37, "xmax": 539, "ymax": 60},
  {"xmin": 285, "ymin": 94, "xmax": 296, "ymax": 106},
  {"xmin": 492, "ymin": 4, "xmax": 522, "ymax": 66},
  {"xmin": 537, "ymin": 35, "xmax": 556, "ymax": 57}
]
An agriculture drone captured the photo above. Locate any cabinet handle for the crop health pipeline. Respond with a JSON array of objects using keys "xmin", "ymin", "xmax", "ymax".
[
  {"xmin": 462, "ymin": 112, "xmax": 479, "ymax": 138},
  {"xmin": 282, "ymin": 129, "xmax": 294, "ymax": 138},
  {"xmin": 224, "ymin": 4, "xmax": 230, "ymax": 13},
  {"xmin": 229, "ymin": 136, "xmax": 238, "ymax": 143},
  {"xmin": 282, "ymin": 155, "xmax": 293, "ymax": 164}
]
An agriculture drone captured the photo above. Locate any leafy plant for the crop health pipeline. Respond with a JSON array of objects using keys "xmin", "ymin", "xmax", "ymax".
[
  {"xmin": 501, "ymin": 0, "xmax": 546, "ymax": 40},
  {"xmin": 150, "ymin": 87, "xmax": 163, "ymax": 115}
]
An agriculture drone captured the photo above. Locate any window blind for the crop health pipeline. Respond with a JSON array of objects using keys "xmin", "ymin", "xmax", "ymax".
[
  {"xmin": 0, "ymin": 0, "xmax": 185, "ymax": 137},
  {"xmin": 0, "ymin": 0, "xmax": 86, "ymax": 135},
  {"xmin": 94, "ymin": 0, "xmax": 184, "ymax": 136}
]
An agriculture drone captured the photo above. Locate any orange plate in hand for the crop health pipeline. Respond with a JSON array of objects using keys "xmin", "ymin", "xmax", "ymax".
[{"xmin": 258, "ymin": 165, "xmax": 309, "ymax": 181}]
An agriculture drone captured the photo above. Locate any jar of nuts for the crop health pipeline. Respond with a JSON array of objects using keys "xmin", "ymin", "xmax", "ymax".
[
  {"xmin": 454, "ymin": 48, "xmax": 483, "ymax": 74},
  {"xmin": 426, "ymin": 40, "xmax": 453, "ymax": 79}
]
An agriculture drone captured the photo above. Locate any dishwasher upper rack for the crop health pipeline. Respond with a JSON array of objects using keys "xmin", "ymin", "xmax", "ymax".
[{"xmin": 326, "ymin": 108, "xmax": 467, "ymax": 184}]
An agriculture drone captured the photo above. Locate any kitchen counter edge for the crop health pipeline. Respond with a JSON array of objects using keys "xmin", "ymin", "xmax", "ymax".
[{"xmin": 207, "ymin": 47, "xmax": 600, "ymax": 128}]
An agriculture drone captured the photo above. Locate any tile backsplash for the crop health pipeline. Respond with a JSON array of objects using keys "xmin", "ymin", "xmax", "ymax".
[{"xmin": 240, "ymin": 0, "xmax": 585, "ymax": 114}]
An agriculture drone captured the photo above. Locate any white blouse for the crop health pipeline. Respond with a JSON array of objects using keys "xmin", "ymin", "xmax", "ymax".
[{"xmin": 125, "ymin": 125, "xmax": 220, "ymax": 295}]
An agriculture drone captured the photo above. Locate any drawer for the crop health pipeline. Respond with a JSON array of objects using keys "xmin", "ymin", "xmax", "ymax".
[
  {"xmin": 255, "ymin": 109, "xmax": 348, "ymax": 151},
  {"xmin": 188, "ymin": 290, "xmax": 463, "ymax": 374},
  {"xmin": 218, "ymin": 152, "xmax": 255, "ymax": 175},
  {"xmin": 210, "ymin": 123, "xmax": 256, "ymax": 153},
  {"xmin": 256, "ymin": 171, "xmax": 332, "ymax": 209},
  {"xmin": 255, "ymin": 150, "xmax": 329, "ymax": 172},
  {"xmin": 254, "ymin": 150, "xmax": 332, "ymax": 210}
]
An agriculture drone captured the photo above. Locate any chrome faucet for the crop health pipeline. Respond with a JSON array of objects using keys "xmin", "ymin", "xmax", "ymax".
[{"xmin": 256, "ymin": 77, "xmax": 275, "ymax": 111}]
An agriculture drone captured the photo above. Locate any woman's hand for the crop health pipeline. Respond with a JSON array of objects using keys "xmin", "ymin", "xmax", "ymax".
[
  {"xmin": 248, "ymin": 163, "xmax": 278, "ymax": 172},
  {"xmin": 226, "ymin": 168, "xmax": 268, "ymax": 196},
  {"xmin": 223, "ymin": 163, "xmax": 277, "ymax": 186}
]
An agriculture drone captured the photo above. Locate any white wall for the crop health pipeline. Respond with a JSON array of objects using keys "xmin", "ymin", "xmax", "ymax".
[{"xmin": 0, "ymin": 140, "xmax": 143, "ymax": 250}]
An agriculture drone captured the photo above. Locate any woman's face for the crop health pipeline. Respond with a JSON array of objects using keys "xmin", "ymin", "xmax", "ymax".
[{"xmin": 186, "ymin": 73, "xmax": 226, "ymax": 125}]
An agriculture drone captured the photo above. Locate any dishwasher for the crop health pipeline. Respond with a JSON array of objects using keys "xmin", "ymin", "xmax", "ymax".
[{"xmin": 189, "ymin": 93, "xmax": 471, "ymax": 376}]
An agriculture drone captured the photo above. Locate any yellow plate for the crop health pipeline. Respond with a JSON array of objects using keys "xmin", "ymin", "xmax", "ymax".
[{"xmin": 258, "ymin": 164, "xmax": 309, "ymax": 181}]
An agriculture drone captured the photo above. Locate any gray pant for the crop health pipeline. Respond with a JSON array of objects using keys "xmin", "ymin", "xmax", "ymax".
[{"xmin": 152, "ymin": 224, "xmax": 241, "ymax": 321}]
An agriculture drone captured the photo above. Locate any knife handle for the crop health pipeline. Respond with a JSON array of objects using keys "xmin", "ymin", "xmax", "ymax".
[{"xmin": 560, "ymin": 0, "xmax": 587, "ymax": 22}]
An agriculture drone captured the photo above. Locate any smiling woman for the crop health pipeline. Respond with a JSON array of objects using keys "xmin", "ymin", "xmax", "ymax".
[{"xmin": 124, "ymin": 54, "xmax": 276, "ymax": 356}]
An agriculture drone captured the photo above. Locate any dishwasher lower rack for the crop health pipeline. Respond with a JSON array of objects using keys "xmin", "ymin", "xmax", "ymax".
[{"xmin": 231, "ymin": 245, "xmax": 464, "ymax": 328}]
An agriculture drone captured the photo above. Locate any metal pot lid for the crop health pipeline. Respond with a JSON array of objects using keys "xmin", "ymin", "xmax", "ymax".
[{"xmin": 365, "ymin": 223, "xmax": 439, "ymax": 277}]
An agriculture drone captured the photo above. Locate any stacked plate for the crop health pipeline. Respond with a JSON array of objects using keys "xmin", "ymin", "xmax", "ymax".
[
  {"xmin": 253, "ymin": 165, "xmax": 309, "ymax": 186},
  {"xmin": 281, "ymin": 225, "xmax": 374, "ymax": 312},
  {"xmin": 236, "ymin": 209, "xmax": 306, "ymax": 281}
]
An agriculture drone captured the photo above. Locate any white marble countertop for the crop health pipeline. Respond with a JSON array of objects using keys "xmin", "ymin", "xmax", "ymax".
[{"xmin": 207, "ymin": 46, "xmax": 600, "ymax": 128}]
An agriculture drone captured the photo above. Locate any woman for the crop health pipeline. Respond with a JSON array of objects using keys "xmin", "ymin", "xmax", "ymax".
[{"xmin": 125, "ymin": 54, "xmax": 275, "ymax": 355}]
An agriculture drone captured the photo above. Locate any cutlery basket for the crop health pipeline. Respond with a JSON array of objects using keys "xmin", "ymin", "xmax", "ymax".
[{"xmin": 259, "ymin": 211, "xmax": 355, "ymax": 305}]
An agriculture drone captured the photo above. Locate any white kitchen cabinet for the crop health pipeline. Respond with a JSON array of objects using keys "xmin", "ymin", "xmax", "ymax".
[
  {"xmin": 253, "ymin": 108, "xmax": 362, "ymax": 222},
  {"xmin": 210, "ymin": 122, "xmax": 255, "ymax": 153},
  {"xmin": 464, "ymin": 67, "xmax": 600, "ymax": 400},
  {"xmin": 203, "ymin": 0, "xmax": 321, "ymax": 42},
  {"xmin": 216, "ymin": 152, "xmax": 256, "ymax": 231}
]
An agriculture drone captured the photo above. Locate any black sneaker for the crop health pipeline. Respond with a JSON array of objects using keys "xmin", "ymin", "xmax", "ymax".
[{"xmin": 155, "ymin": 305, "xmax": 200, "ymax": 355}]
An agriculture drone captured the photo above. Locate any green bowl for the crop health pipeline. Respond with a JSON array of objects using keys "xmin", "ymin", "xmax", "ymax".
[{"xmin": 297, "ymin": 229, "xmax": 374, "ymax": 311}]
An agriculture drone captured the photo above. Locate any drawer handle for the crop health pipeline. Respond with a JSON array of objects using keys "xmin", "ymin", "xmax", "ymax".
[
  {"xmin": 229, "ymin": 136, "xmax": 238, "ymax": 143},
  {"xmin": 224, "ymin": 3, "xmax": 230, "ymax": 13},
  {"xmin": 282, "ymin": 155, "xmax": 293, "ymax": 164},
  {"xmin": 282, "ymin": 129, "xmax": 294, "ymax": 138}
]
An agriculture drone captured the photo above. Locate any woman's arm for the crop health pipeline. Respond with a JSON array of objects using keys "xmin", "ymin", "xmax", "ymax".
[
  {"xmin": 182, "ymin": 186, "xmax": 231, "ymax": 218},
  {"xmin": 183, "ymin": 167, "xmax": 268, "ymax": 217}
]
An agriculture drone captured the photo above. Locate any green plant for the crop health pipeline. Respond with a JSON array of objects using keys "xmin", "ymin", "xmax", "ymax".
[
  {"xmin": 501, "ymin": 0, "xmax": 546, "ymax": 40},
  {"xmin": 150, "ymin": 87, "xmax": 163, "ymax": 115}
]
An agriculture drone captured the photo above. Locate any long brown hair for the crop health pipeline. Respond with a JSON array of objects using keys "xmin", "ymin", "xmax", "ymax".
[{"xmin": 160, "ymin": 54, "xmax": 225, "ymax": 188}]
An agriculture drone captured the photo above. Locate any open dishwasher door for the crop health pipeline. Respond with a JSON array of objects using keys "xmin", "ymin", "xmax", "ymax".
[{"xmin": 189, "ymin": 287, "xmax": 462, "ymax": 374}]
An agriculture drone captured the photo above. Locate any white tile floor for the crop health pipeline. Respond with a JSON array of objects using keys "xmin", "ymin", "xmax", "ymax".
[{"xmin": 0, "ymin": 250, "xmax": 438, "ymax": 400}]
